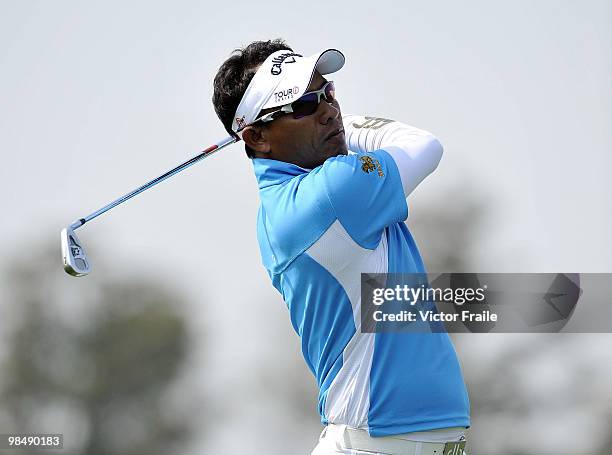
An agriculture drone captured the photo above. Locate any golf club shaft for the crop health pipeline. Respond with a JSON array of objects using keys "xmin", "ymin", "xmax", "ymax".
[{"xmin": 70, "ymin": 135, "xmax": 238, "ymax": 230}]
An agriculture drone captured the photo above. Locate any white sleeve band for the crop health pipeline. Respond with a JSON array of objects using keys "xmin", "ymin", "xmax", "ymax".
[{"xmin": 342, "ymin": 114, "xmax": 443, "ymax": 197}]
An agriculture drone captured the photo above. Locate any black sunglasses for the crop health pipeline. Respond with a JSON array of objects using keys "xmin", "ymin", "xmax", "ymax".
[{"xmin": 254, "ymin": 81, "xmax": 336, "ymax": 123}]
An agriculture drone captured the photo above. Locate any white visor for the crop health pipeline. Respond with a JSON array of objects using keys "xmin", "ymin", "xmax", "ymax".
[{"xmin": 232, "ymin": 48, "xmax": 345, "ymax": 137}]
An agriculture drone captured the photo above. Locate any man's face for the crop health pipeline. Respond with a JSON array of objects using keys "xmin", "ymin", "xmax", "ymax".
[{"xmin": 244, "ymin": 72, "xmax": 348, "ymax": 169}]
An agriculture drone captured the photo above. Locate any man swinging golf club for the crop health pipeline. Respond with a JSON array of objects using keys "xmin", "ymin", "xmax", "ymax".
[{"xmin": 212, "ymin": 39, "xmax": 470, "ymax": 455}]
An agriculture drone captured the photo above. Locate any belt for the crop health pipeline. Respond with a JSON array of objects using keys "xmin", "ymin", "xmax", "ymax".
[{"xmin": 322, "ymin": 424, "xmax": 467, "ymax": 455}]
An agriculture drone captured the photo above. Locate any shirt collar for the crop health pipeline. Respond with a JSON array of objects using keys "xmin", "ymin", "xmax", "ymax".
[{"xmin": 252, "ymin": 158, "xmax": 311, "ymax": 189}]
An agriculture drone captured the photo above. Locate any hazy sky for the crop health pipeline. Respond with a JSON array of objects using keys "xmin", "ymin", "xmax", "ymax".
[
  {"xmin": 1, "ymin": 1, "xmax": 611, "ymax": 452},
  {"xmin": 1, "ymin": 0, "xmax": 610, "ymax": 342},
  {"xmin": 2, "ymin": 0, "xmax": 610, "ymax": 285}
]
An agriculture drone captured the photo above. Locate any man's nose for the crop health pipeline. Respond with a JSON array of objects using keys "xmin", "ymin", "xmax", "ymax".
[{"xmin": 318, "ymin": 100, "xmax": 340, "ymax": 125}]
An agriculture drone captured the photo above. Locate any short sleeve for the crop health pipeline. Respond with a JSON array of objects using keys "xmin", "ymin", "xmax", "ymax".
[{"xmin": 317, "ymin": 149, "xmax": 408, "ymax": 249}]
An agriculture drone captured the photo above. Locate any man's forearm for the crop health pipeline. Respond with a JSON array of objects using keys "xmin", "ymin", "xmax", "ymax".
[{"xmin": 342, "ymin": 114, "xmax": 443, "ymax": 197}]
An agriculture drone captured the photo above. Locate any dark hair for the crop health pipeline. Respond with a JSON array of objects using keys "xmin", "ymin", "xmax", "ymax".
[{"xmin": 212, "ymin": 39, "xmax": 293, "ymax": 158}]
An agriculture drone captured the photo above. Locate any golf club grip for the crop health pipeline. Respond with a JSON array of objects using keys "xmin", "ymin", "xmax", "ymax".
[{"xmin": 71, "ymin": 135, "xmax": 238, "ymax": 229}]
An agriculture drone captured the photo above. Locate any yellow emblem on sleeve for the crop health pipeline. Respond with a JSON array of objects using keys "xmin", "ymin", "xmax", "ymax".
[
  {"xmin": 359, "ymin": 155, "xmax": 384, "ymax": 177},
  {"xmin": 360, "ymin": 156, "xmax": 376, "ymax": 173}
]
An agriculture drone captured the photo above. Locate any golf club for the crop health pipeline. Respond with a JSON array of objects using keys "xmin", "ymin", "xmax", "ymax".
[{"xmin": 61, "ymin": 135, "xmax": 238, "ymax": 277}]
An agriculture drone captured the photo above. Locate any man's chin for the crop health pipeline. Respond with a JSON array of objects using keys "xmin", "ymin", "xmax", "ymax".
[
  {"xmin": 313, "ymin": 144, "xmax": 348, "ymax": 167},
  {"xmin": 333, "ymin": 146, "xmax": 349, "ymax": 157},
  {"xmin": 326, "ymin": 142, "xmax": 348, "ymax": 157}
]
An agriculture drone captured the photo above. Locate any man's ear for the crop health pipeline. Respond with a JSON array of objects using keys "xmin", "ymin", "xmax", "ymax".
[{"xmin": 242, "ymin": 125, "xmax": 271, "ymax": 155}]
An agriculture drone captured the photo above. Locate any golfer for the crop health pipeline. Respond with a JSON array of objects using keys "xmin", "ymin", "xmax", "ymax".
[{"xmin": 213, "ymin": 40, "xmax": 470, "ymax": 455}]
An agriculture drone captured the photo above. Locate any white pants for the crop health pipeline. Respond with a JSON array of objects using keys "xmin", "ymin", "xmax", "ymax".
[{"xmin": 310, "ymin": 424, "xmax": 468, "ymax": 455}]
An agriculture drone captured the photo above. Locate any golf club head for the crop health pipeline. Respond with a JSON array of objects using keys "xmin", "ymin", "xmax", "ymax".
[{"xmin": 61, "ymin": 227, "xmax": 91, "ymax": 276}]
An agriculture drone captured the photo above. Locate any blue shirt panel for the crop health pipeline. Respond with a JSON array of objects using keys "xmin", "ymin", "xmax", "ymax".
[
  {"xmin": 279, "ymin": 254, "xmax": 356, "ymax": 421},
  {"xmin": 368, "ymin": 223, "xmax": 471, "ymax": 435},
  {"xmin": 320, "ymin": 149, "xmax": 408, "ymax": 249}
]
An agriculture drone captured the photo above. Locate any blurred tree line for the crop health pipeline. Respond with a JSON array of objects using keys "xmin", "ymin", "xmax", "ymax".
[{"xmin": 0, "ymin": 246, "xmax": 194, "ymax": 455}]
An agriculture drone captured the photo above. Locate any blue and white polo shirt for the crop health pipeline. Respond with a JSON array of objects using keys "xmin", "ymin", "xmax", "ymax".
[{"xmin": 253, "ymin": 147, "xmax": 470, "ymax": 436}]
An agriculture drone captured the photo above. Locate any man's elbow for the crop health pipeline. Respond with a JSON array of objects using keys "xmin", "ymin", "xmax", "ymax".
[
  {"xmin": 383, "ymin": 133, "xmax": 445, "ymax": 196},
  {"xmin": 424, "ymin": 135, "xmax": 443, "ymax": 175}
]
